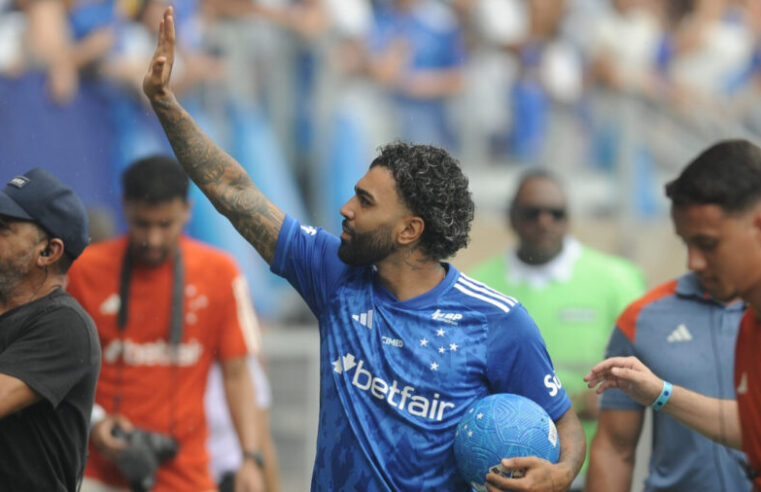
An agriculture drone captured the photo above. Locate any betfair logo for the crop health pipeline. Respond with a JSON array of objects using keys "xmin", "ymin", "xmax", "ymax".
[{"xmin": 333, "ymin": 353, "xmax": 455, "ymax": 421}]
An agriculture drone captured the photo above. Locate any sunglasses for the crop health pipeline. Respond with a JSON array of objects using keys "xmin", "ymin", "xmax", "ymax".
[{"xmin": 515, "ymin": 206, "xmax": 567, "ymax": 222}]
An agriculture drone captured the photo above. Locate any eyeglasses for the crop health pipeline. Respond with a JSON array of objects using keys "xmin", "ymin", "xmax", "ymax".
[{"xmin": 515, "ymin": 206, "xmax": 567, "ymax": 222}]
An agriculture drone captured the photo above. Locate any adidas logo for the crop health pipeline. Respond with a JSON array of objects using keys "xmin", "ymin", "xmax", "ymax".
[
  {"xmin": 352, "ymin": 310, "xmax": 374, "ymax": 329},
  {"xmin": 667, "ymin": 324, "xmax": 693, "ymax": 343},
  {"xmin": 300, "ymin": 225, "xmax": 317, "ymax": 236}
]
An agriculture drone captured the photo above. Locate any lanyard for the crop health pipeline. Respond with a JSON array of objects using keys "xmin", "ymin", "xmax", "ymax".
[{"xmin": 113, "ymin": 245, "xmax": 184, "ymax": 436}]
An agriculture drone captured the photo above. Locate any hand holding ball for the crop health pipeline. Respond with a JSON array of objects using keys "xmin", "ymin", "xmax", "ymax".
[{"xmin": 454, "ymin": 394, "xmax": 560, "ymax": 490}]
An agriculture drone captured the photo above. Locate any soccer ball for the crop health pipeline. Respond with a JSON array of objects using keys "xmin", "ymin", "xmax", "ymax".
[{"xmin": 453, "ymin": 393, "xmax": 560, "ymax": 491}]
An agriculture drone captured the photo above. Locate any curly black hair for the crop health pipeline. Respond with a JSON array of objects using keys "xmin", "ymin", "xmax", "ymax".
[
  {"xmin": 370, "ymin": 142, "xmax": 474, "ymax": 261},
  {"xmin": 666, "ymin": 139, "xmax": 761, "ymax": 212}
]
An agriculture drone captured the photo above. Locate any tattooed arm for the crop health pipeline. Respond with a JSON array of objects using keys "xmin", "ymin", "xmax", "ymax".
[
  {"xmin": 484, "ymin": 408, "xmax": 586, "ymax": 492},
  {"xmin": 142, "ymin": 7, "xmax": 284, "ymax": 264}
]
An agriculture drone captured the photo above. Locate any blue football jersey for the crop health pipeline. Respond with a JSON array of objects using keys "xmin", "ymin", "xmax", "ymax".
[{"xmin": 271, "ymin": 216, "xmax": 571, "ymax": 491}]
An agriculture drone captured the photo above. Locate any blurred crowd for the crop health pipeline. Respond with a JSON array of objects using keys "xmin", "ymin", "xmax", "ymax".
[{"xmin": 4, "ymin": 0, "xmax": 761, "ymax": 321}]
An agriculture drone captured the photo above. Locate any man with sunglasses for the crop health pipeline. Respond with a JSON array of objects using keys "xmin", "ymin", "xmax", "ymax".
[{"xmin": 469, "ymin": 169, "xmax": 644, "ymax": 490}]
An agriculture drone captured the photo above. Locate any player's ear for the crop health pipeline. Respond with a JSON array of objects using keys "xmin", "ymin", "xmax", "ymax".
[
  {"xmin": 397, "ymin": 216, "xmax": 424, "ymax": 247},
  {"xmin": 749, "ymin": 206, "xmax": 761, "ymax": 252},
  {"xmin": 752, "ymin": 204, "xmax": 761, "ymax": 233}
]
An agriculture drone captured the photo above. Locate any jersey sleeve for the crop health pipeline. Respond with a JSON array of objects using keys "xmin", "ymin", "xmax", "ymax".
[
  {"xmin": 599, "ymin": 327, "xmax": 643, "ymax": 410},
  {"xmin": 215, "ymin": 256, "xmax": 261, "ymax": 361},
  {"xmin": 0, "ymin": 306, "xmax": 98, "ymax": 408},
  {"xmin": 270, "ymin": 215, "xmax": 349, "ymax": 317},
  {"xmin": 486, "ymin": 305, "xmax": 572, "ymax": 421}
]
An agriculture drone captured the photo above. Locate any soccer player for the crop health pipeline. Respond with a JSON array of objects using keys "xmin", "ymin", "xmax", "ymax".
[
  {"xmin": 585, "ymin": 139, "xmax": 761, "ymax": 492},
  {"xmin": 142, "ymin": 7, "xmax": 586, "ymax": 491}
]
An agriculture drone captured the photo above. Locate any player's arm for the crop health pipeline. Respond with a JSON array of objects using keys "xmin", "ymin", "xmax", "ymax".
[
  {"xmin": 142, "ymin": 7, "xmax": 284, "ymax": 265},
  {"xmin": 553, "ymin": 408, "xmax": 586, "ymax": 483},
  {"xmin": 0, "ymin": 373, "xmax": 40, "ymax": 418},
  {"xmin": 485, "ymin": 408, "xmax": 585, "ymax": 492},
  {"xmin": 222, "ymin": 356, "xmax": 264, "ymax": 491},
  {"xmin": 585, "ymin": 409, "xmax": 643, "ymax": 492},
  {"xmin": 585, "ymin": 356, "xmax": 743, "ymax": 449}
]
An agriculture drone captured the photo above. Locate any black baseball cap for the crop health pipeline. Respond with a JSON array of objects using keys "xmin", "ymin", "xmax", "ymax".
[{"xmin": 0, "ymin": 168, "xmax": 90, "ymax": 258}]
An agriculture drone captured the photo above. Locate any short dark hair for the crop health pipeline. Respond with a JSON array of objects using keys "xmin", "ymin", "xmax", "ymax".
[
  {"xmin": 665, "ymin": 139, "xmax": 761, "ymax": 212},
  {"xmin": 509, "ymin": 169, "xmax": 565, "ymax": 212},
  {"xmin": 122, "ymin": 155, "xmax": 189, "ymax": 203},
  {"xmin": 370, "ymin": 142, "xmax": 474, "ymax": 261}
]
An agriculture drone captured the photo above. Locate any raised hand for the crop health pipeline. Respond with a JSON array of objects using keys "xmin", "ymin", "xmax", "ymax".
[{"xmin": 143, "ymin": 6, "xmax": 176, "ymax": 102}]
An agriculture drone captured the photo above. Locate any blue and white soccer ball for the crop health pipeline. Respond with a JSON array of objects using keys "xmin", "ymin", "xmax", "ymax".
[{"xmin": 453, "ymin": 393, "xmax": 560, "ymax": 491}]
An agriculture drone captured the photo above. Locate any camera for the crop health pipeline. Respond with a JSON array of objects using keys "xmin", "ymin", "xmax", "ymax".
[{"xmin": 112, "ymin": 426, "xmax": 179, "ymax": 492}]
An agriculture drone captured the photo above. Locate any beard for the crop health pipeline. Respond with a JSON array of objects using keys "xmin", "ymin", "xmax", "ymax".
[
  {"xmin": 338, "ymin": 221, "xmax": 397, "ymax": 266},
  {"xmin": 0, "ymin": 249, "xmax": 34, "ymax": 305},
  {"xmin": 130, "ymin": 242, "xmax": 171, "ymax": 268}
]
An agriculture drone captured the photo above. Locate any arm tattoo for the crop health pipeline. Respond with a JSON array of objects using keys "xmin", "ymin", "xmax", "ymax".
[
  {"xmin": 152, "ymin": 96, "xmax": 285, "ymax": 264},
  {"xmin": 555, "ymin": 409, "xmax": 586, "ymax": 490}
]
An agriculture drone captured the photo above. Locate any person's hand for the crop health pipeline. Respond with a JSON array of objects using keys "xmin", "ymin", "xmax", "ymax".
[
  {"xmin": 583, "ymin": 356, "xmax": 663, "ymax": 406},
  {"xmin": 370, "ymin": 38, "xmax": 410, "ymax": 87},
  {"xmin": 234, "ymin": 459, "xmax": 264, "ymax": 492},
  {"xmin": 143, "ymin": 6, "xmax": 175, "ymax": 103},
  {"xmin": 484, "ymin": 457, "xmax": 573, "ymax": 492},
  {"xmin": 90, "ymin": 414, "xmax": 134, "ymax": 461}
]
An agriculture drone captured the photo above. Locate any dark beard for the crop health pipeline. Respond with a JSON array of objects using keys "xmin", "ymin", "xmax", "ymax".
[
  {"xmin": 338, "ymin": 222, "xmax": 397, "ymax": 266},
  {"xmin": 0, "ymin": 253, "xmax": 33, "ymax": 305}
]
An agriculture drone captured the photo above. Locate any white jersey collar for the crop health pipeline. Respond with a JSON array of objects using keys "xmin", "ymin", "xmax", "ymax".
[{"xmin": 506, "ymin": 236, "xmax": 582, "ymax": 289}]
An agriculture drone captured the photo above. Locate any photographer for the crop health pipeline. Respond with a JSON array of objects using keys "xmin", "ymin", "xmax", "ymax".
[
  {"xmin": 68, "ymin": 156, "xmax": 268, "ymax": 492},
  {"xmin": 0, "ymin": 168, "xmax": 100, "ymax": 491}
]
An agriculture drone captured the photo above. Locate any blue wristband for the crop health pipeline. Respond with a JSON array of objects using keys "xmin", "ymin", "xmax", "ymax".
[{"xmin": 652, "ymin": 380, "xmax": 672, "ymax": 411}]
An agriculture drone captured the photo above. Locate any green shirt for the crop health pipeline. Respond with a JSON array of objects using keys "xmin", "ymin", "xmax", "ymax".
[{"xmin": 468, "ymin": 238, "xmax": 645, "ymax": 475}]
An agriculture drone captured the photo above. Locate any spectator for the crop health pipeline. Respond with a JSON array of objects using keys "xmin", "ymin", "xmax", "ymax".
[
  {"xmin": 468, "ymin": 169, "xmax": 645, "ymax": 491},
  {"xmin": 68, "ymin": 156, "xmax": 268, "ymax": 492},
  {"xmin": 367, "ymin": 0, "xmax": 466, "ymax": 150},
  {"xmin": 0, "ymin": 168, "xmax": 100, "ymax": 491}
]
